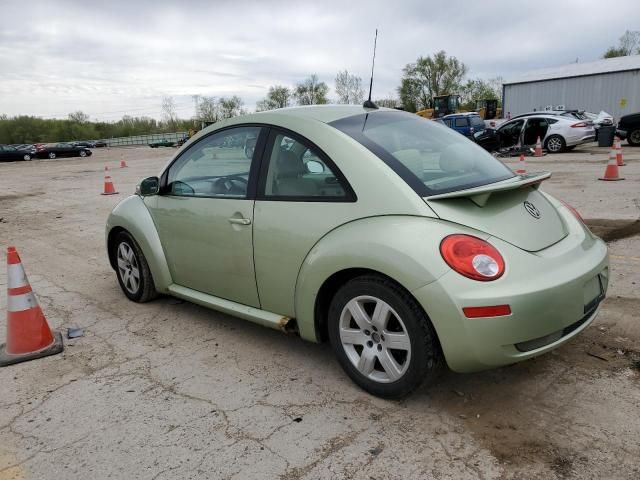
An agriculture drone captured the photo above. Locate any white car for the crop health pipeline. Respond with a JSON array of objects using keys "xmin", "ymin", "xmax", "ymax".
[{"xmin": 477, "ymin": 113, "xmax": 595, "ymax": 153}]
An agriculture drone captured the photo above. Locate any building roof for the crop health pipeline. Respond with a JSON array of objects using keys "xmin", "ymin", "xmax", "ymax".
[{"xmin": 504, "ymin": 55, "xmax": 640, "ymax": 85}]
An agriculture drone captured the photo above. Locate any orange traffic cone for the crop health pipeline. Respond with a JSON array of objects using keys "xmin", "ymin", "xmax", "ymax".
[
  {"xmin": 599, "ymin": 150, "xmax": 625, "ymax": 181},
  {"xmin": 515, "ymin": 153, "xmax": 527, "ymax": 174},
  {"xmin": 534, "ymin": 137, "xmax": 543, "ymax": 157},
  {"xmin": 120, "ymin": 158, "xmax": 128, "ymax": 168},
  {"xmin": 0, "ymin": 247, "xmax": 63, "ymax": 367},
  {"xmin": 101, "ymin": 167, "xmax": 118, "ymax": 195},
  {"xmin": 615, "ymin": 137, "xmax": 625, "ymax": 166}
]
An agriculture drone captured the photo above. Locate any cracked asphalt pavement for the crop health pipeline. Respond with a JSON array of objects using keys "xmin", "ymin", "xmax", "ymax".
[{"xmin": 1, "ymin": 144, "xmax": 639, "ymax": 479}]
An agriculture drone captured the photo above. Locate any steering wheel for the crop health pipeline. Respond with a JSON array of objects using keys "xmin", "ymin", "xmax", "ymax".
[{"xmin": 213, "ymin": 175, "xmax": 248, "ymax": 195}]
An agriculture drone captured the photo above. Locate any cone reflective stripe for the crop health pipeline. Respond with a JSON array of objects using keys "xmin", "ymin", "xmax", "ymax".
[
  {"xmin": 615, "ymin": 137, "xmax": 625, "ymax": 166},
  {"xmin": 598, "ymin": 151, "xmax": 625, "ymax": 181},
  {"xmin": 101, "ymin": 170, "xmax": 118, "ymax": 195},
  {"xmin": 1, "ymin": 247, "xmax": 63, "ymax": 367},
  {"xmin": 515, "ymin": 153, "xmax": 527, "ymax": 174},
  {"xmin": 534, "ymin": 137, "xmax": 543, "ymax": 157}
]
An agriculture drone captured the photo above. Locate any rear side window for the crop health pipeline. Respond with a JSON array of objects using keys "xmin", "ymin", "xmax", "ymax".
[
  {"xmin": 260, "ymin": 132, "xmax": 349, "ymax": 200},
  {"xmin": 454, "ymin": 118, "xmax": 468, "ymax": 127},
  {"xmin": 331, "ymin": 111, "xmax": 514, "ymax": 196}
]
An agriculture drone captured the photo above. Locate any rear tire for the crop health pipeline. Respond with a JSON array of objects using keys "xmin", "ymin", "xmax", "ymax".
[
  {"xmin": 545, "ymin": 135, "xmax": 566, "ymax": 153},
  {"xmin": 48, "ymin": 152, "xmax": 56, "ymax": 159},
  {"xmin": 113, "ymin": 231, "xmax": 158, "ymax": 303},
  {"xmin": 23, "ymin": 154, "xmax": 31, "ymax": 161},
  {"xmin": 327, "ymin": 275, "xmax": 441, "ymax": 398},
  {"xmin": 627, "ymin": 128, "xmax": 640, "ymax": 146}
]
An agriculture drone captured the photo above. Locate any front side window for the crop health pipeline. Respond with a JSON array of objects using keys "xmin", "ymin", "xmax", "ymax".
[
  {"xmin": 454, "ymin": 118, "xmax": 468, "ymax": 127},
  {"xmin": 261, "ymin": 132, "xmax": 349, "ymax": 199},
  {"xmin": 166, "ymin": 126, "xmax": 260, "ymax": 198},
  {"xmin": 330, "ymin": 111, "xmax": 514, "ymax": 196}
]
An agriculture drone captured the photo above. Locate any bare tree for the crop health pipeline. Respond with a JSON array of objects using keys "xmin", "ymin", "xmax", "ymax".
[
  {"xmin": 68, "ymin": 111, "xmax": 90, "ymax": 123},
  {"xmin": 161, "ymin": 96, "xmax": 178, "ymax": 128},
  {"xmin": 256, "ymin": 85, "xmax": 292, "ymax": 111},
  {"xmin": 603, "ymin": 30, "xmax": 640, "ymax": 58},
  {"xmin": 294, "ymin": 74, "xmax": 329, "ymax": 105},
  {"xmin": 197, "ymin": 97, "xmax": 219, "ymax": 123},
  {"xmin": 334, "ymin": 70, "xmax": 364, "ymax": 104},
  {"xmin": 374, "ymin": 98, "xmax": 400, "ymax": 109},
  {"xmin": 218, "ymin": 96, "xmax": 245, "ymax": 119}
]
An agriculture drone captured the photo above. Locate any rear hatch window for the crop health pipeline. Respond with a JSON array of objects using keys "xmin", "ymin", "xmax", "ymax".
[{"xmin": 330, "ymin": 111, "xmax": 514, "ymax": 196}]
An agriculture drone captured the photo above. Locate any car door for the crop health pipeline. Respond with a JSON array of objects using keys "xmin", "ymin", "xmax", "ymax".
[
  {"xmin": 497, "ymin": 119, "xmax": 525, "ymax": 148},
  {"xmin": 145, "ymin": 125, "xmax": 265, "ymax": 307},
  {"xmin": 522, "ymin": 117, "xmax": 549, "ymax": 145},
  {"xmin": 253, "ymin": 129, "xmax": 357, "ymax": 317}
]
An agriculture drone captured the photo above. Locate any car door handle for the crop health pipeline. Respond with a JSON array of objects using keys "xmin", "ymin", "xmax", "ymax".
[{"xmin": 228, "ymin": 217, "xmax": 251, "ymax": 225}]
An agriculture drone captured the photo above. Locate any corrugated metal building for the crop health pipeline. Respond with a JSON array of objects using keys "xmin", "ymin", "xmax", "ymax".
[{"xmin": 502, "ymin": 55, "xmax": 640, "ymax": 119}]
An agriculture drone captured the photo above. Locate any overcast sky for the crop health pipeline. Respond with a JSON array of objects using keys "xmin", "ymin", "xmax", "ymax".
[{"xmin": 1, "ymin": 0, "xmax": 639, "ymax": 121}]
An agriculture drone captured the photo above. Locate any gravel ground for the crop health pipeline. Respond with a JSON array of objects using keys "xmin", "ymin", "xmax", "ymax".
[{"xmin": 0, "ymin": 143, "xmax": 639, "ymax": 480}]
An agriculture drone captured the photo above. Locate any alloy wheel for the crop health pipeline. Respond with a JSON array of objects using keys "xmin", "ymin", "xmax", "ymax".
[
  {"xmin": 547, "ymin": 137, "xmax": 562, "ymax": 152},
  {"xmin": 117, "ymin": 242, "xmax": 141, "ymax": 294},
  {"xmin": 339, "ymin": 295, "xmax": 411, "ymax": 383},
  {"xmin": 630, "ymin": 130, "xmax": 640, "ymax": 144}
]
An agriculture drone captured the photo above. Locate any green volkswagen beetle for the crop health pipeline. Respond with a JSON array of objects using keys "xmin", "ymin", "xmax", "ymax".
[{"xmin": 106, "ymin": 105, "xmax": 608, "ymax": 398}]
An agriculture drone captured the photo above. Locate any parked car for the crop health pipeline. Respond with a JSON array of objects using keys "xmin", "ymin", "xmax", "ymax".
[
  {"xmin": 176, "ymin": 135, "xmax": 189, "ymax": 147},
  {"xmin": 11, "ymin": 144, "xmax": 37, "ymax": 155},
  {"xmin": 0, "ymin": 144, "xmax": 34, "ymax": 161},
  {"xmin": 106, "ymin": 105, "xmax": 608, "ymax": 398},
  {"xmin": 149, "ymin": 139, "xmax": 175, "ymax": 148},
  {"xmin": 474, "ymin": 113, "xmax": 595, "ymax": 153},
  {"xmin": 441, "ymin": 112, "xmax": 486, "ymax": 138},
  {"xmin": 618, "ymin": 112, "xmax": 640, "ymax": 146},
  {"xmin": 35, "ymin": 143, "xmax": 92, "ymax": 159},
  {"xmin": 94, "ymin": 140, "xmax": 108, "ymax": 148},
  {"xmin": 72, "ymin": 140, "xmax": 97, "ymax": 148}
]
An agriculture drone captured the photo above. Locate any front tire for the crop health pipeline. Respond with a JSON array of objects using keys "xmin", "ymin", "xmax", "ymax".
[
  {"xmin": 545, "ymin": 135, "xmax": 565, "ymax": 153},
  {"xmin": 328, "ymin": 275, "xmax": 441, "ymax": 398},
  {"xmin": 114, "ymin": 231, "xmax": 158, "ymax": 303},
  {"xmin": 628, "ymin": 128, "xmax": 640, "ymax": 146},
  {"xmin": 79, "ymin": 150, "xmax": 87, "ymax": 157},
  {"xmin": 48, "ymin": 152, "xmax": 56, "ymax": 159},
  {"xmin": 23, "ymin": 154, "xmax": 31, "ymax": 161}
]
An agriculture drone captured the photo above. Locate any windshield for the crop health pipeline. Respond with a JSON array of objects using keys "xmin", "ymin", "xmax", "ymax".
[{"xmin": 330, "ymin": 111, "xmax": 514, "ymax": 196}]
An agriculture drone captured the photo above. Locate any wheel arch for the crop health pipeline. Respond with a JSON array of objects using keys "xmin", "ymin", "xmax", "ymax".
[
  {"xmin": 294, "ymin": 216, "xmax": 456, "ymax": 343},
  {"xmin": 105, "ymin": 196, "xmax": 173, "ymax": 292}
]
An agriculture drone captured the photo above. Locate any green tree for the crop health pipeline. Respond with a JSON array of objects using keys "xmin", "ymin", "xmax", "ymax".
[
  {"xmin": 374, "ymin": 97, "xmax": 400, "ymax": 109},
  {"xmin": 334, "ymin": 70, "xmax": 364, "ymax": 104},
  {"xmin": 256, "ymin": 85, "xmax": 292, "ymax": 111},
  {"xmin": 603, "ymin": 30, "xmax": 640, "ymax": 58},
  {"xmin": 294, "ymin": 74, "xmax": 329, "ymax": 105},
  {"xmin": 398, "ymin": 51, "xmax": 468, "ymax": 112},
  {"xmin": 218, "ymin": 96, "xmax": 245, "ymax": 119},
  {"xmin": 460, "ymin": 77, "xmax": 502, "ymax": 110}
]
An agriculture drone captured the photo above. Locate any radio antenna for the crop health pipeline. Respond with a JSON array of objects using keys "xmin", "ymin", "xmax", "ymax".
[{"xmin": 363, "ymin": 29, "xmax": 379, "ymax": 109}]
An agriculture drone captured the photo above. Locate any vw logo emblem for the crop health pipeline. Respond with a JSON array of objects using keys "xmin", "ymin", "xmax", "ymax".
[{"xmin": 524, "ymin": 201, "xmax": 541, "ymax": 219}]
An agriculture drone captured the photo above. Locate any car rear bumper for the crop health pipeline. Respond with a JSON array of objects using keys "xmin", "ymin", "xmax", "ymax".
[{"xmin": 412, "ymin": 209, "xmax": 609, "ymax": 372}]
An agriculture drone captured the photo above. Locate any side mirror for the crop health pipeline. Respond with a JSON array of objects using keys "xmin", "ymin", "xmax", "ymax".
[
  {"xmin": 137, "ymin": 176, "xmax": 159, "ymax": 196},
  {"xmin": 305, "ymin": 160, "xmax": 325, "ymax": 174}
]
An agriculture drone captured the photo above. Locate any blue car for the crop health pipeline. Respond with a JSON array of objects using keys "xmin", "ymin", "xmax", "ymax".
[{"xmin": 441, "ymin": 113, "xmax": 486, "ymax": 138}]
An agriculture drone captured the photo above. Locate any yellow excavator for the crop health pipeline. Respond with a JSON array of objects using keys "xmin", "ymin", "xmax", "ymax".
[{"xmin": 416, "ymin": 94, "xmax": 461, "ymax": 119}]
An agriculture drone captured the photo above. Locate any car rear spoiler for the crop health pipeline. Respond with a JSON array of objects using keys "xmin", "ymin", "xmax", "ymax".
[{"xmin": 425, "ymin": 171, "xmax": 551, "ymax": 207}]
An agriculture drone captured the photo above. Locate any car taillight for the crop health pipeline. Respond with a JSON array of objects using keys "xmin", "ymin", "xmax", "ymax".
[
  {"xmin": 439, "ymin": 234, "xmax": 505, "ymax": 281},
  {"xmin": 560, "ymin": 200, "xmax": 584, "ymax": 223},
  {"xmin": 570, "ymin": 122, "xmax": 588, "ymax": 128}
]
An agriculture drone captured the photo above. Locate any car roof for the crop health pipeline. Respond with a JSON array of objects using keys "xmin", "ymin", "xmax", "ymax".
[{"xmin": 248, "ymin": 104, "xmax": 398, "ymax": 124}]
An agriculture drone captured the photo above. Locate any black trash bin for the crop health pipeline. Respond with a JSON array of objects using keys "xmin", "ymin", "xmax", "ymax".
[{"xmin": 598, "ymin": 126, "xmax": 615, "ymax": 147}]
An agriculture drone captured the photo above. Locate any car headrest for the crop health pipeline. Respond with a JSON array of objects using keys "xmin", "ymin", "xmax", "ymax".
[
  {"xmin": 439, "ymin": 144, "xmax": 476, "ymax": 173},
  {"xmin": 277, "ymin": 149, "xmax": 304, "ymax": 178}
]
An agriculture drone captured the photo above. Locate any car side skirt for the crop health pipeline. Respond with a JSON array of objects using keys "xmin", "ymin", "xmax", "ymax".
[{"xmin": 167, "ymin": 284, "xmax": 294, "ymax": 332}]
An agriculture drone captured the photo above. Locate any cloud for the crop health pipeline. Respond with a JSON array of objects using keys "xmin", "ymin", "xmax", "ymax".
[{"xmin": 1, "ymin": 0, "xmax": 638, "ymax": 120}]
